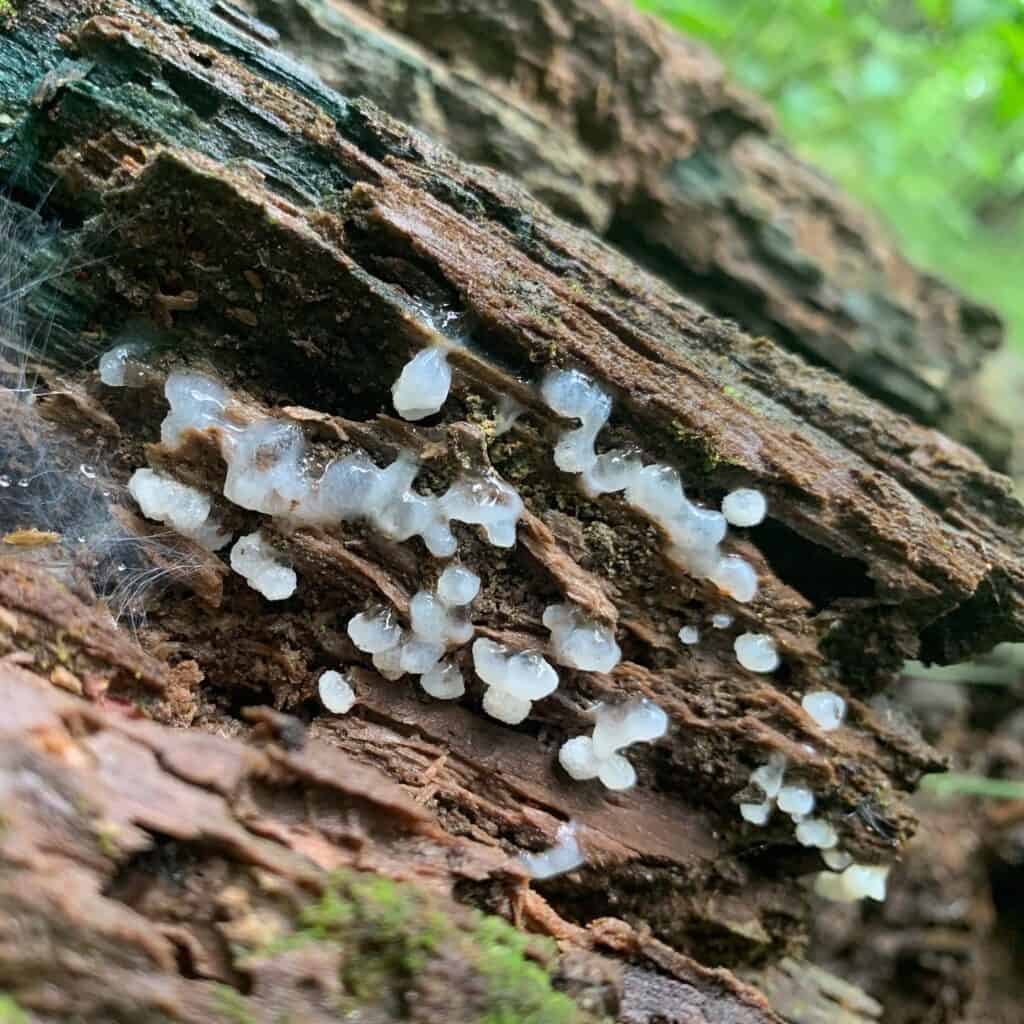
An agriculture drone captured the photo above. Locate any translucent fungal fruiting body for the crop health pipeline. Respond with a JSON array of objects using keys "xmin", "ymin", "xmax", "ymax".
[
  {"xmin": 776, "ymin": 785, "xmax": 815, "ymax": 818},
  {"xmin": 229, "ymin": 531, "xmax": 297, "ymax": 601},
  {"xmin": 734, "ymin": 632, "xmax": 780, "ymax": 673},
  {"xmin": 822, "ymin": 848, "xmax": 853, "ymax": 871},
  {"xmin": 740, "ymin": 802, "xmax": 772, "ymax": 825},
  {"xmin": 722, "ymin": 488, "xmax": 767, "ymax": 527},
  {"xmin": 543, "ymin": 603, "xmax": 621, "ymax": 673},
  {"xmin": 473, "ymin": 638, "xmax": 559, "ymax": 724},
  {"xmin": 814, "ymin": 863, "xmax": 889, "ymax": 903},
  {"xmin": 392, "ymin": 347, "xmax": 451, "ymax": 421},
  {"xmin": 494, "ymin": 395, "xmax": 525, "ymax": 436},
  {"xmin": 802, "ymin": 691, "xmax": 847, "ymax": 732},
  {"xmin": 678, "ymin": 625, "xmax": 699, "ymax": 646},
  {"xmin": 420, "ymin": 660, "xmax": 465, "ymax": 700},
  {"xmin": 711, "ymin": 613, "xmax": 733, "ymax": 629},
  {"xmin": 519, "ymin": 822, "xmax": 585, "ymax": 880},
  {"xmin": 795, "ymin": 818, "xmax": 838, "ymax": 849},
  {"xmin": 436, "ymin": 564, "xmax": 480, "ymax": 608},
  {"xmin": 348, "ymin": 607, "xmax": 403, "ymax": 654},
  {"xmin": 559, "ymin": 698, "xmax": 667, "ymax": 792},
  {"xmin": 159, "ymin": 370, "xmax": 525, "ymax": 557},
  {"xmin": 98, "ymin": 342, "xmax": 147, "ymax": 387},
  {"xmin": 318, "ymin": 670, "xmax": 355, "ymax": 713},
  {"xmin": 540, "ymin": 368, "xmax": 759, "ymax": 603},
  {"xmin": 750, "ymin": 753, "xmax": 787, "ymax": 801},
  {"xmin": 128, "ymin": 469, "xmax": 231, "ymax": 551}
]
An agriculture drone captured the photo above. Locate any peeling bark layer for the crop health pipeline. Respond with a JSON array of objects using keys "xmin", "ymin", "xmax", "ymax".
[
  {"xmin": 0, "ymin": 1, "xmax": 1022, "ymax": 1020},
  {"xmin": 240, "ymin": 0, "xmax": 1011, "ymax": 464}
]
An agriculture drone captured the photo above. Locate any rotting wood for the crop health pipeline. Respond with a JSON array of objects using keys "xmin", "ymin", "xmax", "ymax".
[{"xmin": 0, "ymin": 0, "xmax": 1022, "ymax": 1020}]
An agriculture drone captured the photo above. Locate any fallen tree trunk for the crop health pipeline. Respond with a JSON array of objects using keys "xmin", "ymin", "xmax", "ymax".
[
  {"xmin": 0, "ymin": 1, "xmax": 1023, "ymax": 1020},
  {"xmin": 240, "ymin": 0, "xmax": 1013, "ymax": 467}
]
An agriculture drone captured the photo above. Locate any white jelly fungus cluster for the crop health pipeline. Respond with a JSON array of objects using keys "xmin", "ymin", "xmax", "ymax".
[
  {"xmin": 711, "ymin": 612, "xmax": 733, "ymax": 629},
  {"xmin": 543, "ymin": 602, "xmax": 621, "ymax": 673},
  {"xmin": 473, "ymin": 638, "xmax": 559, "ymax": 724},
  {"xmin": 348, "ymin": 565, "xmax": 480, "ymax": 696},
  {"xmin": 229, "ymin": 531, "xmax": 297, "ymax": 600},
  {"xmin": 159, "ymin": 371, "xmax": 524, "ymax": 560},
  {"xmin": 99, "ymin": 341, "xmax": 148, "ymax": 388},
  {"xmin": 559, "ymin": 698, "xmax": 668, "ymax": 791},
  {"xmin": 802, "ymin": 691, "xmax": 847, "ymax": 731},
  {"xmin": 814, "ymin": 863, "xmax": 890, "ymax": 903},
  {"xmin": 734, "ymin": 632, "xmax": 780, "ymax": 673},
  {"xmin": 540, "ymin": 368, "xmax": 760, "ymax": 604},
  {"xmin": 519, "ymin": 821, "xmax": 585, "ymax": 880},
  {"xmin": 127, "ymin": 468, "xmax": 231, "ymax": 551},
  {"xmin": 318, "ymin": 669, "xmax": 356, "ymax": 714},
  {"xmin": 392, "ymin": 347, "xmax": 451, "ymax": 421},
  {"xmin": 678, "ymin": 625, "xmax": 699, "ymax": 645},
  {"xmin": 739, "ymin": 753, "xmax": 819, "ymax": 829}
]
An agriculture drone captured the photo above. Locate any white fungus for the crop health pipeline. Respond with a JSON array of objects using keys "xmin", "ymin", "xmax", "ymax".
[
  {"xmin": 473, "ymin": 638, "xmax": 559, "ymax": 724},
  {"xmin": 559, "ymin": 699, "xmax": 667, "ymax": 792},
  {"xmin": 776, "ymin": 785, "xmax": 815, "ymax": 818},
  {"xmin": 519, "ymin": 821, "xmax": 585, "ymax": 880},
  {"xmin": 802, "ymin": 691, "xmax": 847, "ymax": 732},
  {"xmin": 711, "ymin": 613, "xmax": 733, "ymax": 629},
  {"xmin": 539, "ymin": 369, "xmax": 759, "ymax": 604},
  {"xmin": 348, "ymin": 607, "xmax": 403, "ymax": 653},
  {"xmin": 750, "ymin": 754, "xmax": 787, "ymax": 801},
  {"xmin": 795, "ymin": 818, "xmax": 838, "ymax": 849},
  {"xmin": 543, "ymin": 602, "xmax": 621, "ymax": 673},
  {"xmin": 391, "ymin": 347, "xmax": 451, "ymax": 421},
  {"xmin": 420, "ymin": 659, "xmax": 466, "ymax": 700},
  {"xmin": 822, "ymin": 848, "xmax": 853, "ymax": 872},
  {"xmin": 128, "ymin": 468, "xmax": 231, "ymax": 551},
  {"xmin": 814, "ymin": 863, "xmax": 890, "ymax": 903},
  {"xmin": 98, "ymin": 342, "xmax": 147, "ymax": 387},
  {"xmin": 678, "ymin": 625, "xmax": 700, "ymax": 646},
  {"xmin": 734, "ymin": 632, "xmax": 780, "ymax": 673},
  {"xmin": 722, "ymin": 488, "xmax": 767, "ymax": 527},
  {"xmin": 740, "ymin": 802, "xmax": 772, "ymax": 825},
  {"xmin": 318, "ymin": 670, "xmax": 356, "ymax": 714},
  {"xmin": 436, "ymin": 564, "xmax": 481, "ymax": 607},
  {"xmin": 160, "ymin": 371, "xmax": 524, "ymax": 557},
  {"xmin": 494, "ymin": 395, "xmax": 525, "ymax": 436},
  {"xmin": 229, "ymin": 531, "xmax": 297, "ymax": 601}
]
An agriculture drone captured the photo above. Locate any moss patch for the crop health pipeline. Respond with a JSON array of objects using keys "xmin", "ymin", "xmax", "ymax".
[{"xmin": 0, "ymin": 996, "xmax": 28, "ymax": 1024}]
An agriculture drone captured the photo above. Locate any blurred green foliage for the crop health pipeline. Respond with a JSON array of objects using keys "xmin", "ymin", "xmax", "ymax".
[{"xmin": 637, "ymin": 0, "xmax": 1024, "ymax": 348}]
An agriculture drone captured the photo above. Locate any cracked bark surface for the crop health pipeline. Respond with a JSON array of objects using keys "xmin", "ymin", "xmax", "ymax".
[
  {"xmin": 0, "ymin": 1, "xmax": 1022, "ymax": 1021},
  {"xmin": 238, "ymin": 0, "xmax": 1013, "ymax": 468}
]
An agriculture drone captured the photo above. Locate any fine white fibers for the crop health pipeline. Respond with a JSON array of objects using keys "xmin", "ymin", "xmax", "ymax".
[
  {"xmin": 711, "ymin": 613, "xmax": 733, "ymax": 629},
  {"xmin": 520, "ymin": 822, "xmax": 585, "ymax": 880},
  {"xmin": 734, "ymin": 632, "xmax": 780, "ymax": 673},
  {"xmin": 814, "ymin": 863, "xmax": 889, "ymax": 903},
  {"xmin": 543, "ymin": 602, "xmax": 621, "ymax": 673},
  {"xmin": 722, "ymin": 488, "xmax": 767, "ymax": 527},
  {"xmin": 318, "ymin": 670, "xmax": 356, "ymax": 714},
  {"xmin": 559, "ymin": 699, "xmax": 667, "ymax": 791},
  {"xmin": 391, "ymin": 347, "xmax": 451, "ymax": 421},
  {"xmin": 795, "ymin": 818, "xmax": 838, "ymax": 849},
  {"xmin": 128, "ymin": 469, "xmax": 231, "ymax": 551},
  {"xmin": 98, "ymin": 342, "xmax": 147, "ymax": 387},
  {"xmin": 678, "ymin": 625, "xmax": 700, "ymax": 645},
  {"xmin": 229, "ymin": 531, "xmax": 297, "ymax": 601},
  {"xmin": 540, "ymin": 368, "xmax": 760, "ymax": 603},
  {"xmin": 802, "ymin": 691, "xmax": 847, "ymax": 732},
  {"xmin": 160, "ymin": 370, "xmax": 524, "ymax": 556}
]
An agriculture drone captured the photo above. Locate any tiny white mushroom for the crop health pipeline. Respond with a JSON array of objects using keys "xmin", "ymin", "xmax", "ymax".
[
  {"xmin": 734, "ymin": 633, "xmax": 780, "ymax": 673},
  {"xmin": 722, "ymin": 488, "xmax": 767, "ymax": 527},
  {"xmin": 802, "ymin": 691, "xmax": 847, "ymax": 732},
  {"xmin": 318, "ymin": 670, "xmax": 356, "ymax": 714},
  {"xmin": 678, "ymin": 625, "xmax": 700, "ymax": 645}
]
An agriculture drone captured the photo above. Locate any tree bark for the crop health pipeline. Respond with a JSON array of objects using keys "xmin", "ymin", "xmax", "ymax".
[{"xmin": 0, "ymin": 1, "xmax": 1022, "ymax": 1021}]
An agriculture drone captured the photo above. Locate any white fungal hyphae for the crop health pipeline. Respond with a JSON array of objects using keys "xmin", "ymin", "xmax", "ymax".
[
  {"xmin": 229, "ymin": 531, "xmax": 297, "ymax": 601},
  {"xmin": 159, "ymin": 370, "xmax": 526, "ymax": 558},
  {"xmin": 520, "ymin": 821, "xmax": 585, "ymax": 880},
  {"xmin": 392, "ymin": 347, "xmax": 451, "ymax": 421},
  {"xmin": 473, "ymin": 638, "xmax": 559, "ymax": 724},
  {"xmin": 814, "ymin": 863, "xmax": 890, "ymax": 903},
  {"xmin": 802, "ymin": 691, "xmax": 847, "ymax": 732},
  {"xmin": 318, "ymin": 670, "xmax": 356, "ymax": 714},
  {"xmin": 494, "ymin": 395, "xmax": 525, "ymax": 436},
  {"xmin": 711, "ymin": 613, "xmax": 733, "ymax": 629},
  {"xmin": 776, "ymin": 785, "xmax": 815, "ymax": 818},
  {"xmin": 540, "ymin": 367, "xmax": 760, "ymax": 602},
  {"xmin": 794, "ymin": 818, "xmax": 838, "ymax": 849},
  {"xmin": 559, "ymin": 699, "xmax": 667, "ymax": 792},
  {"xmin": 734, "ymin": 632, "xmax": 780, "ymax": 673},
  {"xmin": 678, "ymin": 625, "xmax": 700, "ymax": 646},
  {"xmin": 544, "ymin": 602, "xmax": 621, "ymax": 673},
  {"xmin": 128, "ymin": 469, "xmax": 231, "ymax": 551},
  {"xmin": 99, "ymin": 341, "xmax": 147, "ymax": 387},
  {"xmin": 721, "ymin": 488, "xmax": 767, "ymax": 527}
]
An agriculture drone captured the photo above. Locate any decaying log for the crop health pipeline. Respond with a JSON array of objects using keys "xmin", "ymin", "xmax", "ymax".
[
  {"xmin": 0, "ymin": 0, "xmax": 1023, "ymax": 1020},
  {"xmin": 239, "ymin": 0, "xmax": 1012, "ymax": 465}
]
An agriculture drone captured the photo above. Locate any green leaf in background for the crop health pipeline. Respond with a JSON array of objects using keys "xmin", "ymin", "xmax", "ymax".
[{"xmin": 635, "ymin": 0, "xmax": 1024, "ymax": 352}]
